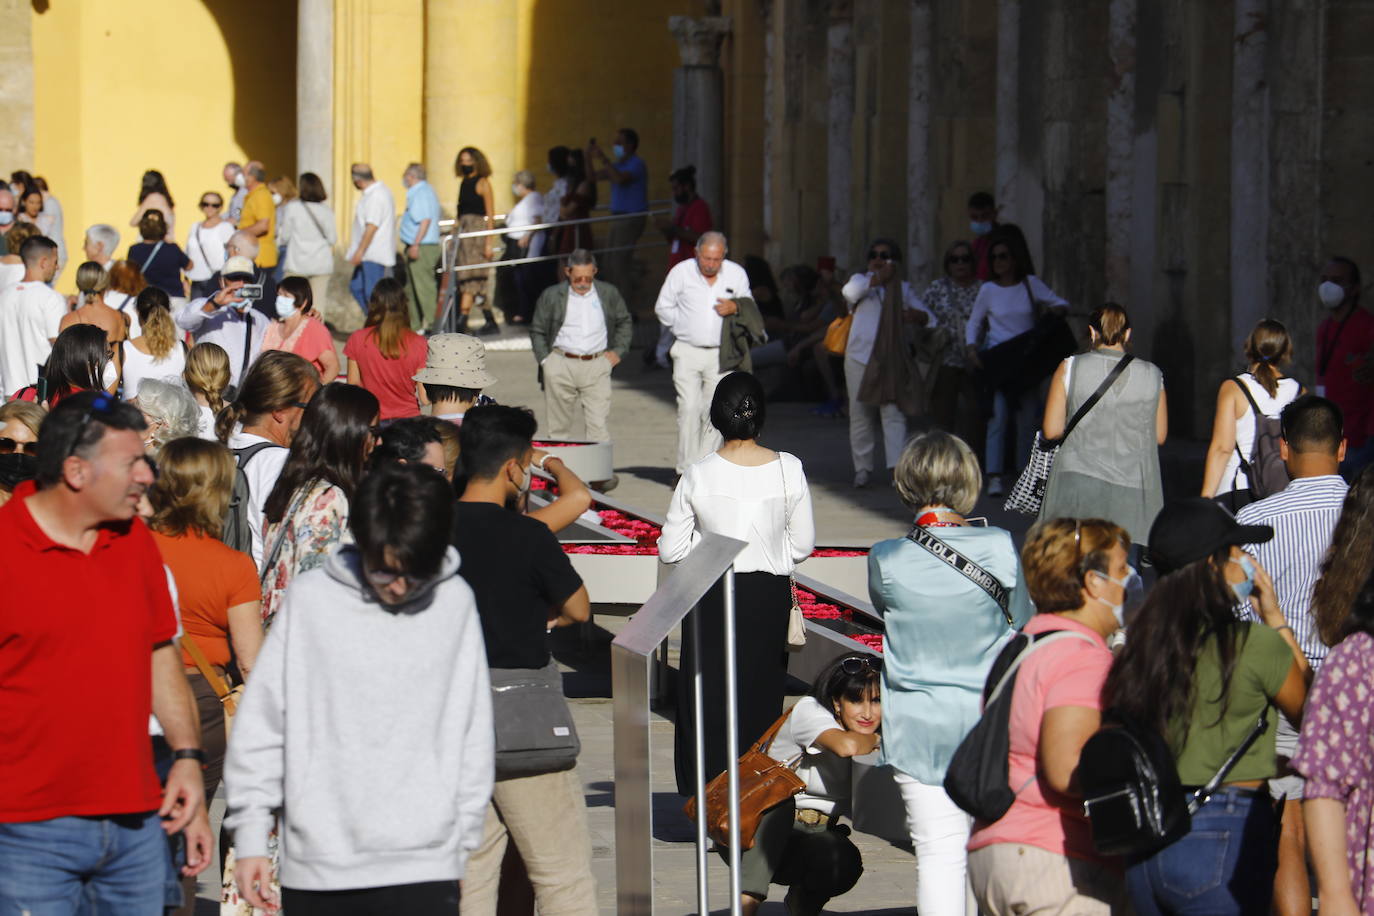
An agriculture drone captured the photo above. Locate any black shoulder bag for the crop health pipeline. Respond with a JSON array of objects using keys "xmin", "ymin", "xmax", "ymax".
[{"xmin": 905, "ymin": 525, "xmax": 1012, "ymax": 626}]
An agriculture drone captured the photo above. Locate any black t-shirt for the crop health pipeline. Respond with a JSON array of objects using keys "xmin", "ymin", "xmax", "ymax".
[{"xmin": 451, "ymin": 501, "xmax": 583, "ymax": 670}]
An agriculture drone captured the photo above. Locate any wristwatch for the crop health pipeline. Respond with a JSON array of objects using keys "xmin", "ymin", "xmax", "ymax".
[{"xmin": 171, "ymin": 748, "xmax": 207, "ymax": 766}]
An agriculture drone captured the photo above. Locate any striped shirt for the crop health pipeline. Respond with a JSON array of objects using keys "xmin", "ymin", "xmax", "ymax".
[{"xmin": 1237, "ymin": 475, "xmax": 1349, "ymax": 669}]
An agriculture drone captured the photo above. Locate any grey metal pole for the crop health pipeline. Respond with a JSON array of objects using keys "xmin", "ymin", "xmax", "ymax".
[
  {"xmin": 690, "ymin": 605, "xmax": 709, "ymax": 915},
  {"xmin": 722, "ymin": 567, "xmax": 743, "ymax": 914}
]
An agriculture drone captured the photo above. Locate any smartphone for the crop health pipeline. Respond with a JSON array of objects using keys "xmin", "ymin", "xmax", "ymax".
[{"xmin": 238, "ymin": 283, "xmax": 263, "ymax": 301}]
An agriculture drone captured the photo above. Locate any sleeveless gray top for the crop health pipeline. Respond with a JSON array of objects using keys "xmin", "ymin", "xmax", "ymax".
[{"xmin": 1056, "ymin": 349, "xmax": 1163, "ymax": 491}]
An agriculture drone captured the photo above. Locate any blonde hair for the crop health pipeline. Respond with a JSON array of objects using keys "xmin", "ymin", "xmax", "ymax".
[
  {"xmin": 268, "ymin": 175, "xmax": 298, "ymax": 202},
  {"xmin": 894, "ymin": 430, "xmax": 982, "ymax": 515},
  {"xmin": 184, "ymin": 343, "xmax": 231, "ymax": 416},
  {"xmin": 1243, "ymin": 319, "xmax": 1293, "ymax": 398},
  {"xmin": 133, "ymin": 288, "xmax": 177, "ymax": 358},
  {"xmin": 148, "ymin": 437, "xmax": 236, "ymax": 538},
  {"xmin": 74, "ymin": 261, "xmax": 109, "ymax": 304},
  {"xmin": 1022, "ymin": 518, "xmax": 1131, "ymax": 612},
  {"xmin": 6, "ymin": 220, "xmax": 40, "ymax": 256},
  {"xmin": 1089, "ymin": 303, "xmax": 1131, "ymax": 347},
  {"xmin": 0, "ymin": 400, "xmax": 46, "ymax": 439}
]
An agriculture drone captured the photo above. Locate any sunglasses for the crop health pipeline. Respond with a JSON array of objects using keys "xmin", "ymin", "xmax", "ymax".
[
  {"xmin": 867, "ymin": 250, "xmax": 895, "ymax": 261},
  {"xmin": 200, "ymin": 201, "xmax": 222, "ymax": 209},
  {"xmin": 947, "ymin": 254, "xmax": 973, "ymax": 264},
  {"xmin": 839, "ymin": 656, "xmax": 882, "ymax": 675},
  {"xmin": 0, "ymin": 437, "xmax": 38, "ymax": 456}
]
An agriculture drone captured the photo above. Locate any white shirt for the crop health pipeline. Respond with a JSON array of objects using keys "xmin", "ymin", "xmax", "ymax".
[
  {"xmin": 0, "ymin": 262, "xmax": 25, "ymax": 291},
  {"xmin": 0, "ymin": 280, "xmax": 68, "ymax": 394},
  {"xmin": 773, "ymin": 696, "xmax": 858, "ymax": 815},
  {"xmin": 175, "ymin": 296, "xmax": 268, "ymax": 388},
  {"xmin": 654, "ymin": 257, "xmax": 753, "ymax": 348},
  {"xmin": 659, "ymin": 452, "xmax": 816, "ymax": 575},
  {"xmin": 196, "ymin": 404, "xmax": 217, "ymax": 440},
  {"xmin": 1213, "ymin": 374, "xmax": 1302, "ymax": 493},
  {"xmin": 121, "ymin": 339, "xmax": 187, "ymax": 400},
  {"xmin": 505, "ymin": 190, "xmax": 546, "ymax": 259},
  {"xmin": 348, "ymin": 181, "xmax": 397, "ymax": 267},
  {"xmin": 278, "ymin": 201, "xmax": 338, "ymax": 276},
  {"xmin": 184, "ymin": 220, "xmax": 236, "ymax": 281},
  {"xmin": 552, "ymin": 286, "xmax": 608, "ymax": 355},
  {"xmin": 226, "ymin": 430, "xmax": 290, "ymax": 569},
  {"xmin": 965, "ymin": 276, "xmax": 1068, "ymax": 348},
  {"xmin": 840, "ymin": 273, "xmax": 934, "ymax": 366}
]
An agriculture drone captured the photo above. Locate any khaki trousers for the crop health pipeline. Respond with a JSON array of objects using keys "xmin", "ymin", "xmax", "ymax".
[
  {"xmin": 669, "ymin": 339, "xmax": 727, "ymax": 473},
  {"xmin": 459, "ymin": 769, "xmax": 597, "ymax": 916},
  {"xmin": 542, "ymin": 351, "xmax": 613, "ymax": 442},
  {"xmin": 967, "ymin": 843, "xmax": 1130, "ymax": 916}
]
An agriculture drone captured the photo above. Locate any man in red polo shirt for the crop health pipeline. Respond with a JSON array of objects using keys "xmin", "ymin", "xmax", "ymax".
[{"xmin": 0, "ymin": 391, "xmax": 206, "ymax": 913}]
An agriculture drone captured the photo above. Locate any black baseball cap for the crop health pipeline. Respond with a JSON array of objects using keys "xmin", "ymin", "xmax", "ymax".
[{"xmin": 1147, "ymin": 497, "xmax": 1273, "ymax": 574}]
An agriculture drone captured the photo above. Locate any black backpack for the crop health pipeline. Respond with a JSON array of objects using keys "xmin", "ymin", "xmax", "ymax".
[
  {"xmin": 221, "ymin": 442, "xmax": 277, "ymax": 556},
  {"xmin": 1231, "ymin": 376, "xmax": 1291, "ymax": 500},
  {"xmin": 944, "ymin": 630, "xmax": 1095, "ymax": 822}
]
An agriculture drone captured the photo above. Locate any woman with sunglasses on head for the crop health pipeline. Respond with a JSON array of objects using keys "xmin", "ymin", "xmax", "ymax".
[
  {"xmin": 839, "ymin": 236, "xmax": 937, "ymax": 489},
  {"xmin": 967, "ymin": 517, "xmax": 1135, "ymax": 915},
  {"xmin": 1104, "ymin": 499, "xmax": 1310, "ymax": 915},
  {"xmin": 965, "ymin": 225, "xmax": 1069, "ymax": 497},
  {"xmin": 259, "ymin": 383, "xmax": 380, "ymax": 628},
  {"xmin": 186, "ymin": 190, "xmax": 236, "ymax": 300},
  {"xmin": 726, "ymin": 653, "xmax": 881, "ymax": 916},
  {"xmin": 870, "ymin": 430, "xmax": 1032, "ymax": 916},
  {"xmin": 922, "ymin": 240, "xmax": 985, "ymax": 450}
]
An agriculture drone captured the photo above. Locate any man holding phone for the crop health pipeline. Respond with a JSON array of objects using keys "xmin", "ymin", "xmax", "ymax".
[
  {"xmin": 175, "ymin": 255, "xmax": 268, "ymax": 388},
  {"xmin": 653, "ymin": 231, "xmax": 763, "ymax": 474}
]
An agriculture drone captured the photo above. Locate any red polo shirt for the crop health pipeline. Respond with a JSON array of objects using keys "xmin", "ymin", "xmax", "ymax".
[{"xmin": 0, "ymin": 482, "xmax": 177, "ymax": 822}]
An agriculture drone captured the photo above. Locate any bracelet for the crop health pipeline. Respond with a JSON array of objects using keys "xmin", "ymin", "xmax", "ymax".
[
  {"xmin": 1274, "ymin": 624, "xmax": 1295, "ymax": 637},
  {"xmin": 171, "ymin": 748, "xmax": 206, "ymax": 766},
  {"xmin": 537, "ymin": 454, "xmax": 557, "ymax": 472}
]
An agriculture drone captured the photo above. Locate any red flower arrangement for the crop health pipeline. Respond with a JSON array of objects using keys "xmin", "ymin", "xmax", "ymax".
[{"xmin": 533, "ymin": 441, "xmax": 592, "ymax": 449}]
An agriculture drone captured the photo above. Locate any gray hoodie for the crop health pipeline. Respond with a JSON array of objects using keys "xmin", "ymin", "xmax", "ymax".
[{"xmin": 224, "ymin": 545, "xmax": 493, "ymax": 891}]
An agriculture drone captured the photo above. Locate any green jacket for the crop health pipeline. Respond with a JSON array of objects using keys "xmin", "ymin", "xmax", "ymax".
[
  {"xmin": 718, "ymin": 297, "xmax": 766, "ymax": 373},
  {"xmin": 530, "ymin": 279, "xmax": 634, "ymax": 364}
]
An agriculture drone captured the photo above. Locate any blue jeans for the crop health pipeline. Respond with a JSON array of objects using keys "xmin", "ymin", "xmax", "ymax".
[
  {"xmin": 349, "ymin": 261, "xmax": 388, "ymax": 312},
  {"xmin": 0, "ymin": 812, "xmax": 167, "ymax": 915},
  {"xmin": 986, "ymin": 389, "xmax": 1039, "ymax": 476},
  {"xmin": 1126, "ymin": 787, "xmax": 1277, "ymax": 916}
]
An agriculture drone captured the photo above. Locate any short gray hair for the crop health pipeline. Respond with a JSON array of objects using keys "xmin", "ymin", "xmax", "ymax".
[
  {"xmin": 86, "ymin": 224, "xmax": 120, "ymax": 257},
  {"xmin": 893, "ymin": 430, "xmax": 982, "ymax": 515},
  {"xmin": 351, "ymin": 162, "xmax": 374, "ymax": 181},
  {"xmin": 514, "ymin": 169, "xmax": 536, "ymax": 190},
  {"xmin": 566, "ymin": 248, "xmax": 596, "ymax": 268},
  {"xmin": 405, "ymin": 162, "xmax": 427, "ymax": 181},
  {"xmin": 134, "ymin": 379, "xmax": 202, "ymax": 449},
  {"xmin": 227, "ymin": 230, "xmax": 259, "ymax": 259},
  {"xmin": 697, "ymin": 230, "xmax": 728, "ymax": 253}
]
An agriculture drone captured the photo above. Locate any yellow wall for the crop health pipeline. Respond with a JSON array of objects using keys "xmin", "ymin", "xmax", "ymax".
[{"xmin": 32, "ymin": 0, "xmax": 297, "ymax": 293}]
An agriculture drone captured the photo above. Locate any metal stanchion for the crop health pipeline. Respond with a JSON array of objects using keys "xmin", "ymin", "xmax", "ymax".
[
  {"xmin": 690, "ymin": 605, "xmax": 710, "ymax": 915},
  {"xmin": 722, "ymin": 567, "xmax": 743, "ymax": 915}
]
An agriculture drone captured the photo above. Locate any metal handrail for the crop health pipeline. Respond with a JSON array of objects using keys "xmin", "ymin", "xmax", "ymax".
[{"xmin": 435, "ymin": 198, "xmax": 672, "ymax": 234}]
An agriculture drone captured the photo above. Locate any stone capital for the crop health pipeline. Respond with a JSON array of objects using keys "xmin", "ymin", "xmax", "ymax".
[{"xmin": 668, "ymin": 16, "xmax": 732, "ymax": 67}]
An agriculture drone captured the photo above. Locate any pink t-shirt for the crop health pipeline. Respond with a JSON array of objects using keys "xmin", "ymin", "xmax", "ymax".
[
  {"xmin": 343, "ymin": 327, "xmax": 427, "ymax": 420},
  {"xmin": 967, "ymin": 614, "xmax": 1113, "ymax": 865},
  {"xmin": 262, "ymin": 316, "xmax": 335, "ymax": 378}
]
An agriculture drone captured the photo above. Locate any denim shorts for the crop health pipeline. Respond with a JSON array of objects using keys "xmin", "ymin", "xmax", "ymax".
[{"xmin": 1125, "ymin": 786, "xmax": 1278, "ymax": 916}]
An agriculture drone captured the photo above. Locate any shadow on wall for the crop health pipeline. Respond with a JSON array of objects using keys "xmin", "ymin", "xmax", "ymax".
[{"xmin": 201, "ymin": 0, "xmax": 299, "ymax": 176}]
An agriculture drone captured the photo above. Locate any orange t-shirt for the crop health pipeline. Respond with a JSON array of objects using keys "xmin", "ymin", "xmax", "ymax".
[{"xmin": 152, "ymin": 530, "xmax": 261, "ymax": 667}]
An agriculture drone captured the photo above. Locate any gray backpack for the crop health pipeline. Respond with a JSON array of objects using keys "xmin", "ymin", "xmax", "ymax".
[
  {"xmin": 221, "ymin": 442, "xmax": 277, "ymax": 555},
  {"xmin": 1231, "ymin": 376, "xmax": 1291, "ymax": 500}
]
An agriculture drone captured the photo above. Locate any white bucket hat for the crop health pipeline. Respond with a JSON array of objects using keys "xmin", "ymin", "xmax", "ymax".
[{"xmin": 412, "ymin": 333, "xmax": 497, "ymax": 388}]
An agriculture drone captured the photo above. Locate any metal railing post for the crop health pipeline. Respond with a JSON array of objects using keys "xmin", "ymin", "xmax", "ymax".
[
  {"xmin": 690, "ymin": 604, "xmax": 709, "ymax": 915},
  {"xmin": 722, "ymin": 567, "xmax": 743, "ymax": 915}
]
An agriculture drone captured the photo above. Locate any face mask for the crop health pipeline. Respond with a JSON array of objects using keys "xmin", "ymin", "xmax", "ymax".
[
  {"xmin": 1093, "ymin": 566, "xmax": 1143, "ymax": 628},
  {"xmin": 460, "ymin": 165, "xmax": 475, "ymax": 176},
  {"xmin": 970, "ymin": 220, "xmax": 993, "ymax": 236},
  {"xmin": 1229, "ymin": 555, "xmax": 1256, "ymax": 603},
  {"xmin": 233, "ymin": 173, "xmax": 246, "ymax": 189},
  {"xmin": 674, "ymin": 192, "xmax": 690, "ymax": 205},
  {"xmin": 101, "ymin": 360, "xmax": 117, "ymax": 390},
  {"xmin": 0, "ymin": 211, "xmax": 13, "ymax": 226},
  {"xmin": 274, "ymin": 295, "xmax": 297, "ymax": 319},
  {"xmin": 270, "ymin": 192, "xmax": 282, "ymax": 206},
  {"xmin": 1319, "ymin": 280, "xmax": 1346, "ymax": 309},
  {"xmin": 612, "ymin": 144, "xmax": 625, "ymax": 160},
  {"xmin": 511, "ymin": 184, "xmax": 524, "ymax": 198}
]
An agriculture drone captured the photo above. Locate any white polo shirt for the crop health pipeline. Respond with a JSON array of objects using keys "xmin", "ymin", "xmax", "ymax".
[
  {"xmin": 653, "ymin": 257, "xmax": 753, "ymax": 348},
  {"xmin": 0, "ymin": 280, "xmax": 68, "ymax": 395},
  {"xmin": 348, "ymin": 181, "xmax": 397, "ymax": 267}
]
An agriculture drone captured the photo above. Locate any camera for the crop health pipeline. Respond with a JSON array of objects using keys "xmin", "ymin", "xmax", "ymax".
[{"xmin": 238, "ymin": 283, "xmax": 264, "ymax": 301}]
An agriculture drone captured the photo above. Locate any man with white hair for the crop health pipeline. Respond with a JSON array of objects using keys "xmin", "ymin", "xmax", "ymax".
[
  {"xmin": 82, "ymin": 224, "xmax": 121, "ymax": 270},
  {"xmin": 223, "ymin": 161, "xmax": 247, "ymax": 222},
  {"xmin": 654, "ymin": 231, "xmax": 764, "ymax": 473},
  {"xmin": 400, "ymin": 162, "xmax": 442, "ymax": 332},
  {"xmin": 346, "ymin": 162, "xmax": 396, "ymax": 312}
]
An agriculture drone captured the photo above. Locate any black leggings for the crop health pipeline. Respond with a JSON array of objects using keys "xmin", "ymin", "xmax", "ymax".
[
  {"xmin": 724, "ymin": 799, "xmax": 864, "ymax": 902},
  {"xmin": 282, "ymin": 880, "xmax": 460, "ymax": 915}
]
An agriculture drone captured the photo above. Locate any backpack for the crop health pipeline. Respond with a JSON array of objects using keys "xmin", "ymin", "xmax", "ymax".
[
  {"xmin": 1231, "ymin": 376, "xmax": 1291, "ymax": 500},
  {"xmin": 944, "ymin": 629, "xmax": 1096, "ymax": 822},
  {"xmin": 221, "ymin": 442, "xmax": 277, "ymax": 555}
]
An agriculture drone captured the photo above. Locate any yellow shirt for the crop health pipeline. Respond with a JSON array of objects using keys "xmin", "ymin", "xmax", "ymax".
[{"xmin": 238, "ymin": 184, "xmax": 277, "ymax": 268}]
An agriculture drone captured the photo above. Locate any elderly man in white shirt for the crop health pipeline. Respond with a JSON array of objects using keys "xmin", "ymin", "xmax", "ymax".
[
  {"xmin": 175, "ymin": 256, "xmax": 268, "ymax": 389},
  {"xmin": 346, "ymin": 162, "xmax": 396, "ymax": 313},
  {"xmin": 654, "ymin": 231, "xmax": 759, "ymax": 474}
]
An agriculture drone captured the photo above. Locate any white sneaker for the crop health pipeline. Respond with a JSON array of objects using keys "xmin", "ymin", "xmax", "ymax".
[
  {"xmin": 987, "ymin": 475, "xmax": 1006, "ymax": 498},
  {"xmin": 853, "ymin": 470, "xmax": 870, "ymax": 489}
]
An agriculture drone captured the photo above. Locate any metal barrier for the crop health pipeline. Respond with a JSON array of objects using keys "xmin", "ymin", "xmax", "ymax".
[{"xmin": 611, "ymin": 532, "xmax": 749, "ymax": 916}]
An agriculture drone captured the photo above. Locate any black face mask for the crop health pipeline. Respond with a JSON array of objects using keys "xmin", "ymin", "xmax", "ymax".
[
  {"xmin": 0, "ymin": 452, "xmax": 37, "ymax": 490},
  {"xmin": 674, "ymin": 192, "xmax": 691, "ymax": 205},
  {"xmin": 460, "ymin": 165, "xmax": 475, "ymax": 176}
]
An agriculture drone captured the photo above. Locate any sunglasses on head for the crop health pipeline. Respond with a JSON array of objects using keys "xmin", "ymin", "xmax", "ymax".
[
  {"xmin": 868, "ymin": 250, "xmax": 894, "ymax": 261},
  {"xmin": 0, "ymin": 437, "xmax": 37, "ymax": 456},
  {"xmin": 840, "ymin": 656, "xmax": 882, "ymax": 675}
]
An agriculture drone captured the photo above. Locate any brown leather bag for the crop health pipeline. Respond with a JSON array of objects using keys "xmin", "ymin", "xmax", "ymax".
[
  {"xmin": 180, "ymin": 634, "xmax": 243, "ymax": 721},
  {"xmin": 683, "ymin": 709, "xmax": 807, "ymax": 849}
]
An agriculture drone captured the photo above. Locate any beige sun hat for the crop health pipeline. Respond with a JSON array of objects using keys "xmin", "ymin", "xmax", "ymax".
[{"xmin": 413, "ymin": 333, "xmax": 498, "ymax": 388}]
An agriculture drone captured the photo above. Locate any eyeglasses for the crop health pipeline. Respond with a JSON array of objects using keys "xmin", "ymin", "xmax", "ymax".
[
  {"xmin": 0, "ymin": 437, "xmax": 38, "ymax": 456},
  {"xmin": 867, "ymin": 250, "xmax": 895, "ymax": 261},
  {"xmin": 948, "ymin": 254, "xmax": 973, "ymax": 264},
  {"xmin": 839, "ymin": 656, "xmax": 882, "ymax": 674}
]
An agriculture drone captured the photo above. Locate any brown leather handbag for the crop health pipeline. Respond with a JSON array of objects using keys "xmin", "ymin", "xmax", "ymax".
[{"xmin": 683, "ymin": 709, "xmax": 807, "ymax": 849}]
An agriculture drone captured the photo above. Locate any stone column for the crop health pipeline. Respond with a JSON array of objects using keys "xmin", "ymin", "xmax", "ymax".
[
  {"xmin": 1230, "ymin": 0, "xmax": 1269, "ymax": 346},
  {"xmin": 826, "ymin": 0, "xmax": 853, "ymax": 264},
  {"xmin": 1105, "ymin": 0, "xmax": 1136, "ymax": 304},
  {"xmin": 0, "ymin": 0, "xmax": 34, "ymax": 170},
  {"xmin": 296, "ymin": 0, "xmax": 333, "ymax": 193},
  {"xmin": 669, "ymin": 16, "xmax": 732, "ymax": 227},
  {"xmin": 906, "ymin": 0, "xmax": 933, "ymax": 285},
  {"xmin": 994, "ymin": 0, "xmax": 1020, "ymax": 220}
]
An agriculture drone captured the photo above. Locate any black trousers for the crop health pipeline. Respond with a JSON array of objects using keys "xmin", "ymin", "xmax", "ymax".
[{"xmin": 283, "ymin": 880, "xmax": 460, "ymax": 915}]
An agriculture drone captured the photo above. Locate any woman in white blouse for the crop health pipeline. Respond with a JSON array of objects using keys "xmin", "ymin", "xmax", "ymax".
[{"xmin": 661, "ymin": 372, "xmax": 817, "ymax": 799}]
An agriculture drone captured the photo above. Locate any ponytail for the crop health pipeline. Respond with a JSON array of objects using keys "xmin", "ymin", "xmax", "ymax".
[
  {"xmin": 215, "ymin": 401, "xmax": 247, "ymax": 444},
  {"xmin": 1243, "ymin": 319, "xmax": 1293, "ymax": 399},
  {"xmin": 1089, "ymin": 303, "xmax": 1131, "ymax": 347}
]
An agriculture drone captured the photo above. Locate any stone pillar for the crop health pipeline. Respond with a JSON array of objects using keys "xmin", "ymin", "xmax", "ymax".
[
  {"xmin": 1105, "ymin": 0, "xmax": 1136, "ymax": 304},
  {"xmin": 762, "ymin": 0, "xmax": 776, "ymax": 265},
  {"xmin": 0, "ymin": 0, "xmax": 34, "ymax": 170},
  {"xmin": 826, "ymin": 0, "xmax": 853, "ymax": 264},
  {"xmin": 994, "ymin": 0, "xmax": 1020, "ymax": 220},
  {"xmin": 296, "ymin": 0, "xmax": 333, "ymax": 194},
  {"xmin": 1230, "ymin": 0, "xmax": 1269, "ymax": 347},
  {"xmin": 669, "ymin": 16, "xmax": 731, "ymax": 227},
  {"xmin": 906, "ymin": 0, "xmax": 933, "ymax": 285}
]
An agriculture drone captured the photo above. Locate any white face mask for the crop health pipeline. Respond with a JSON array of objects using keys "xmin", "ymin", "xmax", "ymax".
[
  {"xmin": 1319, "ymin": 280, "xmax": 1346, "ymax": 309},
  {"xmin": 270, "ymin": 192, "xmax": 283, "ymax": 206},
  {"xmin": 511, "ymin": 184, "xmax": 524, "ymax": 199},
  {"xmin": 233, "ymin": 173, "xmax": 246, "ymax": 189},
  {"xmin": 274, "ymin": 295, "xmax": 297, "ymax": 319},
  {"xmin": 101, "ymin": 359, "xmax": 117, "ymax": 390},
  {"xmin": 1092, "ymin": 566, "xmax": 1143, "ymax": 628}
]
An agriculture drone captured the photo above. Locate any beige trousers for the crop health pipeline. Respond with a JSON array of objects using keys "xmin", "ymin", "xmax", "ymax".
[
  {"xmin": 459, "ymin": 768, "xmax": 598, "ymax": 916},
  {"xmin": 669, "ymin": 339, "xmax": 727, "ymax": 473},
  {"xmin": 967, "ymin": 843, "xmax": 1131, "ymax": 916},
  {"xmin": 542, "ymin": 350, "xmax": 613, "ymax": 442}
]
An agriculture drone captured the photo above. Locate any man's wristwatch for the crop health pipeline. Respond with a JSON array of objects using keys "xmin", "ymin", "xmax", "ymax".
[{"xmin": 171, "ymin": 748, "xmax": 207, "ymax": 766}]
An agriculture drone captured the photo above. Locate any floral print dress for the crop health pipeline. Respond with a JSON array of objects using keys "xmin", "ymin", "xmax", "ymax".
[
  {"xmin": 259, "ymin": 479, "xmax": 351, "ymax": 628},
  {"xmin": 1293, "ymin": 630, "xmax": 1374, "ymax": 911},
  {"xmin": 919, "ymin": 276, "xmax": 981, "ymax": 368}
]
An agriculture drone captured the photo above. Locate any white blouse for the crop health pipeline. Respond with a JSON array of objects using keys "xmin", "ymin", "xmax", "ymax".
[{"xmin": 659, "ymin": 452, "xmax": 816, "ymax": 575}]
